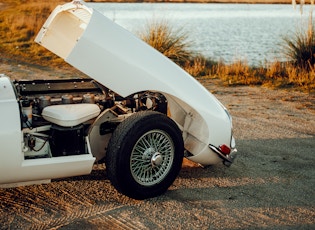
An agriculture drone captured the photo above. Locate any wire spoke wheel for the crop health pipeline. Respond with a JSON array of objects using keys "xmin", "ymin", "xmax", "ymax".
[
  {"xmin": 105, "ymin": 111, "xmax": 184, "ymax": 199},
  {"xmin": 130, "ymin": 130, "xmax": 174, "ymax": 186}
]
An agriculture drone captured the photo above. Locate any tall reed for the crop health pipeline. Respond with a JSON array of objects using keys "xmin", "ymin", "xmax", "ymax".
[
  {"xmin": 138, "ymin": 20, "xmax": 217, "ymax": 77},
  {"xmin": 282, "ymin": 13, "xmax": 315, "ymax": 70},
  {"xmin": 138, "ymin": 20, "xmax": 194, "ymax": 66}
]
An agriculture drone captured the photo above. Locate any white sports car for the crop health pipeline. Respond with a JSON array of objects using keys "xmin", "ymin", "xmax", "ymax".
[{"xmin": 0, "ymin": 1, "xmax": 237, "ymax": 199}]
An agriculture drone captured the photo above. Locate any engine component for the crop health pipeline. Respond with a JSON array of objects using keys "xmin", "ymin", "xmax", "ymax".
[
  {"xmin": 137, "ymin": 92, "xmax": 167, "ymax": 114},
  {"xmin": 21, "ymin": 99, "xmax": 32, "ymax": 127},
  {"xmin": 49, "ymin": 124, "xmax": 85, "ymax": 157},
  {"xmin": 42, "ymin": 103, "xmax": 101, "ymax": 127},
  {"xmin": 24, "ymin": 134, "xmax": 50, "ymax": 158},
  {"xmin": 39, "ymin": 95, "xmax": 51, "ymax": 111},
  {"xmin": 62, "ymin": 94, "xmax": 73, "ymax": 104},
  {"xmin": 82, "ymin": 93, "xmax": 95, "ymax": 103}
]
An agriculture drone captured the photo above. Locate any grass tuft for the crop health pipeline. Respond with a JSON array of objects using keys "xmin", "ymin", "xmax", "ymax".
[
  {"xmin": 282, "ymin": 11, "xmax": 315, "ymax": 70},
  {"xmin": 213, "ymin": 60, "xmax": 264, "ymax": 86},
  {"xmin": 138, "ymin": 19, "xmax": 218, "ymax": 77},
  {"xmin": 138, "ymin": 19, "xmax": 194, "ymax": 66}
]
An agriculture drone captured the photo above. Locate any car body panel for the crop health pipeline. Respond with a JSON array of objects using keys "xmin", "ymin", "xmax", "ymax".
[
  {"xmin": 0, "ymin": 75, "xmax": 95, "ymax": 185},
  {"xmin": 35, "ymin": 1, "xmax": 235, "ymax": 166},
  {"xmin": 0, "ymin": 76, "xmax": 23, "ymax": 183}
]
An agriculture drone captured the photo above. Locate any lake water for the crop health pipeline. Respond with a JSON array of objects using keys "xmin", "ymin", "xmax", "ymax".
[{"xmin": 89, "ymin": 3, "xmax": 312, "ymax": 66}]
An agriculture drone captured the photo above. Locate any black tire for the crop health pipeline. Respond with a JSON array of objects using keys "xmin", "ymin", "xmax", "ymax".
[{"xmin": 105, "ymin": 111, "xmax": 184, "ymax": 200}]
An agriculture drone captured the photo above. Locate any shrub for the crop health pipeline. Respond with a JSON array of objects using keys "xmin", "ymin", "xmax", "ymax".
[
  {"xmin": 183, "ymin": 55, "xmax": 218, "ymax": 78},
  {"xmin": 213, "ymin": 60, "xmax": 264, "ymax": 86},
  {"xmin": 282, "ymin": 12, "xmax": 315, "ymax": 70},
  {"xmin": 286, "ymin": 64, "xmax": 315, "ymax": 92},
  {"xmin": 138, "ymin": 20, "xmax": 194, "ymax": 66},
  {"xmin": 139, "ymin": 19, "xmax": 217, "ymax": 78}
]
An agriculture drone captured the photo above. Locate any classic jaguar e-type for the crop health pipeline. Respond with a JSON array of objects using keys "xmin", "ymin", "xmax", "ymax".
[{"xmin": 0, "ymin": 1, "xmax": 237, "ymax": 199}]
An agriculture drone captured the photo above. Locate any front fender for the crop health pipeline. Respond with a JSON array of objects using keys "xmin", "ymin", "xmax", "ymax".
[{"xmin": 35, "ymin": 1, "xmax": 234, "ymax": 165}]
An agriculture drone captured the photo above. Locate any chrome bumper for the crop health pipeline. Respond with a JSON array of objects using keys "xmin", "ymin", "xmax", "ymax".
[{"xmin": 209, "ymin": 144, "xmax": 238, "ymax": 167}]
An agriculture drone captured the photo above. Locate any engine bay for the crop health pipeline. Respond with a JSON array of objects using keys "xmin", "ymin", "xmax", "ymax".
[
  {"xmin": 13, "ymin": 78, "xmax": 167, "ymax": 159},
  {"xmin": 15, "ymin": 78, "xmax": 112, "ymax": 128}
]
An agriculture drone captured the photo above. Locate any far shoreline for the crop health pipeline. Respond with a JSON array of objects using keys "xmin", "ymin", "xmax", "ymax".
[{"xmin": 87, "ymin": 0, "xmax": 306, "ymax": 4}]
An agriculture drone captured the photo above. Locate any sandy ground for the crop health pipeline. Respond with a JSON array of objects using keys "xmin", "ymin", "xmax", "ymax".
[{"xmin": 0, "ymin": 62, "xmax": 314, "ymax": 229}]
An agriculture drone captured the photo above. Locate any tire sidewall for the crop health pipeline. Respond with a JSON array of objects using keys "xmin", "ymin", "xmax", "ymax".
[{"xmin": 106, "ymin": 111, "xmax": 184, "ymax": 199}]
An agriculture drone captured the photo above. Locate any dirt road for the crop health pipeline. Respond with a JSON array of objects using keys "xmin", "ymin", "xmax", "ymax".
[{"xmin": 0, "ymin": 63, "xmax": 314, "ymax": 229}]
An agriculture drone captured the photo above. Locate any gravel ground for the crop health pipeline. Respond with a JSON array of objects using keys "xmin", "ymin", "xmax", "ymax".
[{"xmin": 0, "ymin": 62, "xmax": 314, "ymax": 229}]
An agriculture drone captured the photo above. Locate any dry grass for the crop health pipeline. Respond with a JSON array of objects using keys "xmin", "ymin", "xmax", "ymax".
[
  {"xmin": 286, "ymin": 64, "xmax": 315, "ymax": 92},
  {"xmin": 184, "ymin": 56, "xmax": 211, "ymax": 78},
  {"xmin": 282, "ymin": 15, "xmax": 315, "ymax": 70},
  {"xmin": 138, "ymin": 20, "xmax": 194, "ymax": 65},
  {"xmin": 1, "ymin": 0, "xmax": 314, "ymax": 92},
  {"xmin": 212, "ymin": 60, "xmax": 263, "ymax": 86},
  {"xmin": 0, "ymin": 0, "xmax": 64, "ymax": 65},
  {"xmin": 138, "ymin": 20, "xmax": 218, "ymax": 77},
  {"xmin": 212, "ymin": 60, "xmax": 315, "ymax": 92}
]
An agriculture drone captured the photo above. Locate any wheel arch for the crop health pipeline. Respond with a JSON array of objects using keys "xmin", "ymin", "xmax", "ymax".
[{"xmin": 162, "ymin": 92, "xmax": 233, "ymax": 166}]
